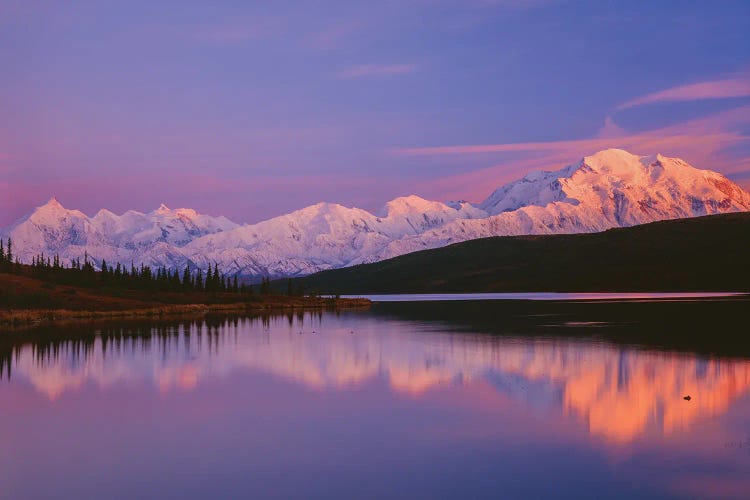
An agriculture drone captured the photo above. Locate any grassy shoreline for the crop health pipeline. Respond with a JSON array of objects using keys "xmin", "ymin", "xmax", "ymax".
[
  {"xmin": 0, "ymin": 297, "xmax": 371, "ymax": 329},
  {"xmin": 0, "ymin": 270, "xmax": 370, "ymax": 329}
]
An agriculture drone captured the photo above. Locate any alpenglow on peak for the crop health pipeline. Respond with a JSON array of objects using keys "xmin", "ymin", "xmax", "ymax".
[{"xmin": 3, "ymin": 149, "xmax": 748, "ymax": 277}]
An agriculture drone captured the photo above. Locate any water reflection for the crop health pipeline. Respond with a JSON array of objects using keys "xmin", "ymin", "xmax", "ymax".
[{"xmin": 3, "ymin": 312, "xmax": 750, "ymax": 444}]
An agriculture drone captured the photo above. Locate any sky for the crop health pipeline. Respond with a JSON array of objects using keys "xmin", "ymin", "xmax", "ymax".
[{"xmin": 1, "ymin": 0, "xmax": 749, "ymax": 225}]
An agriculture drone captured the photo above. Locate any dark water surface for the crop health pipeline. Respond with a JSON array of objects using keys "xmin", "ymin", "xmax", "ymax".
[
  {"xmin": 349, "ymin": 292, "xmax": 745, "ymax": 302},
  {"xmin": 2, "ymin": 298, "xmax": 750, "ymax": 499}
]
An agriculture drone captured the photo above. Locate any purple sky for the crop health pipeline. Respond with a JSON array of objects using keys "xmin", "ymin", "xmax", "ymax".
[{"xmin": 1, "ymin": 0, "xmax": 749, "ymax": 225}]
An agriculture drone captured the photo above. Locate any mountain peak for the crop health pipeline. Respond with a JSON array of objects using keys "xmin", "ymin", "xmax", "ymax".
[
  {"xmin": 30, "ymin": 196, "xmax": 73, "ymax": 217},
  {"xmin": 582, "ymin": 148, "xmax": 641, "ymax": 168},
  {"xmin": 94, "ymin": 208, "xmax": 117, "ymax": 219},
  {"xmin": 582, "ymin": 149, "xmax": 686, "ymax": 172},
  {"xmin": 44, "ymin": 196, "xmax": 63, "ymax": 209},
  {"xmin": 382, "ymin": 195, "xmax": 443, "ymax": 217},
  {"xmin": 18, "ymin": 197, "xmax": 89, "ymax": 237},
  {"xmin": 578, "ymin": 148, "xmax": 684, "ymax": 179},
  {"xmin": 4, "ymin": 149, "xmax": 749, "ymax": 277}
]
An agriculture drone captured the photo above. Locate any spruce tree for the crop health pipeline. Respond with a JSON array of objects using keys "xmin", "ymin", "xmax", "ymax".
[
  {"xmin": 196, "ymin": 269, "xmax": 204, "ymax": 291},
  {"xmin": 182, "ymin": 265, "xmax": 191, "ymax": 290},
  {"xmin": 212, "ymin": 265, "xmax": 220, "ymax": 291}
]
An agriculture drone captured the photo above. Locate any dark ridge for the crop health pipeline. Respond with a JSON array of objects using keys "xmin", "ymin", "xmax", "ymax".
[{"xmin": 295, "ymin": 212, "xmax": 750, "ymax": 293}]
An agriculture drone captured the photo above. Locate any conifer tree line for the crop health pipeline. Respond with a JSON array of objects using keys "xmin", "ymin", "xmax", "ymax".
[
  {"xmin": 0, "ymin": 237, "xmax": 307, "ymax": 296},
  {"xmin": 0, "ymin": 236, "xmax": 17, "ymax": 271}
]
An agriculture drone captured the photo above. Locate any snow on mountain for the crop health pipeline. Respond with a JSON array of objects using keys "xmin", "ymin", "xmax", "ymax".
[
  {"xmin": 371, "ymin": 149, "xmax": 750, "ymax": 260},
  {"xmin": 90, "ymin": 203, "xmax": 238, "ymax": 247},
  {"xmin": 479, "ymin": 163, "xmax": 581, "ymax": 214},
  {"xmin": 181, "ymin": 196, "xmax": 488, "ymax": 277},
  {"xmin": 3, "ymin": 149, "xmax": 749, "ymax": 277},
  {"xmin": 4, "ymin": 197, "xmax": 110, "ymax": 260},
  {"xmin": 2, "ymin": 199, "xmax": 238, "ymax": 268}
]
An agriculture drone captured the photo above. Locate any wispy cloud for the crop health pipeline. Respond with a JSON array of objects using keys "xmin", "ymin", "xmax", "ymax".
[
  {"xmin": 728, "ymin": 168, "xmax": 750, "ymax": 180},
  {"xmin": 403, "ymin": 106, "xmax": 750, "ymax": 203},
  {"xmin": 195, "ymin": 17, "xmax": 283, "ymax": 45},
  {"xmin": 616, "ymin": 77, "xmax": 750, "ymax": 110},
  {"xmin": 465, "ymin": 0, "xmax": 559, "ymax": 8},
  {"xmin": 397, "ymin": 106, "xmax": 750, "ymax": 157},
  {"xmin": 308, "ymin": 21, "xmax": 361, "ymax": 50},
  {"xmin": 336, "ymin": 64, "xmax": 415, "ymax": 79},
  {"xmin": 395, "ymin": 132, "xmax": 745, "ymax": 157},
  {"xmin": 198, "ymin": 28, "xmax": 258, "ymax": 44}
]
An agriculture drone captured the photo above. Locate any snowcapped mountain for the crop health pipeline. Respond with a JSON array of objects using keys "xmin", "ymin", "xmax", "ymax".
[
  {"xmin": 3, "ymin": 149, "xmax": 749, "ymax": 277},
  {"xmin": 373, "ymin": 149, "xmax": 750, "ymax": 261},
  {"xmin": 2, "ymin": 199, "xmax": 238, "ymax": 269},
  {"xmin": 181, "ymin": 196, "xmax": 488, "ymax": 277},
  {"xmin": 91, "ymin": 204, "xmax": 237, "ymax": 247}
]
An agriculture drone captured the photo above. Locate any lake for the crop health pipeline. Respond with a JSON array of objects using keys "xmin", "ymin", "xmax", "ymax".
[
  {"xmin": 2, "ymin": 297, "xmax": 749, "ymax": 499},
  {"xmin": 347, "ymin": 292, "xmax": 745, "ymax": 302}
]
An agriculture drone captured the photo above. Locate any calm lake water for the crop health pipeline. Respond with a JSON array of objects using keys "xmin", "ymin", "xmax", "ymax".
[
  {"xmin": 349, "ymin": 292, "xmax": 745, "ymax": 302},
  {"xmin": 2, "ymin": 297, "xmax": 750, "ymax": 499}
]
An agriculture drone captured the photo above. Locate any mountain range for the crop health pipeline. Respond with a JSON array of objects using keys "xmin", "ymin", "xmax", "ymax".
[
  {"xmin": 3, "ymin": 148, "xmax": 749, "ymax": 278},
  {"xmin": 294, "ymin": 212, "xmax": 750, "ymax": 293}
]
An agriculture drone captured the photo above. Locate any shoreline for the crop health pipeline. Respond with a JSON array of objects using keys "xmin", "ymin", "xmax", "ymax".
[
  {"xmin": 0, "ymin": 297, "xmax": 371, "ymax": 329},
  {"xmin": 349, "ymin": 291, "xmax": 748, "ymax": 302}
]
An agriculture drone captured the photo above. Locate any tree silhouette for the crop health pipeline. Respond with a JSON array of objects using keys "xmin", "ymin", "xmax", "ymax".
[
  {"xmin": 0, "ymin": 247, "xmax": 268, "ymax": 304},
  {"xmin": 182, "ymin": 265, "xmax": 192, "ymax": 290}
]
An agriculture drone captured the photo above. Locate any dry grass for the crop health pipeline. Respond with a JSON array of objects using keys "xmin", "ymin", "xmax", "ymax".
[
  {"xmin": 0, "ymin": 299, "xmax": 371, "ymax": 329},
  {"xmin": 0, "ymin": 304, "xmax": 207, "ymax": 326},
  {"xmin": 0, "ymin": 272, "xmax": 370, "ymax": 329}
]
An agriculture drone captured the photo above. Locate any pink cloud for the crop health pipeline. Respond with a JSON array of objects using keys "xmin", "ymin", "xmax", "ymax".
[
  {"xmin": 336, "ymin": 64, "xmax": 415, "ymax": 79},
  {"xmin": 617, "ymin": 77, "xmax": 750, "ymax": 110},
  {"xmin": 397, "ymin": 106, "xmax": 750, "ymax": 158},
  {"xmin": 195, "ymin": 17, "xmax": 283, "ymax": 44},
  {"xmin": 308, "ymin": 21, "xmax": 361, "ymax": 50},
  {"xmin": 395, "ymin": 133, "xmax": 745, "ymax": 158},
  {"xmin": 404, "ymin": 106, "xmax": 750, "ymax": 203}
]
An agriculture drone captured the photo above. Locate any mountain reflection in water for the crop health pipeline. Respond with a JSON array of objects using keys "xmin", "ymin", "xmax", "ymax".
[
  {"xmin": 3, "ymin": 310, "xmax": 750, "ymax": 443},
  {"xmin": 2, "ymin": 300, "xmax": 750, "ymax": 499}
]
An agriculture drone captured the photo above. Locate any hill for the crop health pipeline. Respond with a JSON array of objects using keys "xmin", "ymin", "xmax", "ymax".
[{"xmin": 295, "ymin": 212, "xmax": 750, "ymax": 293}]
